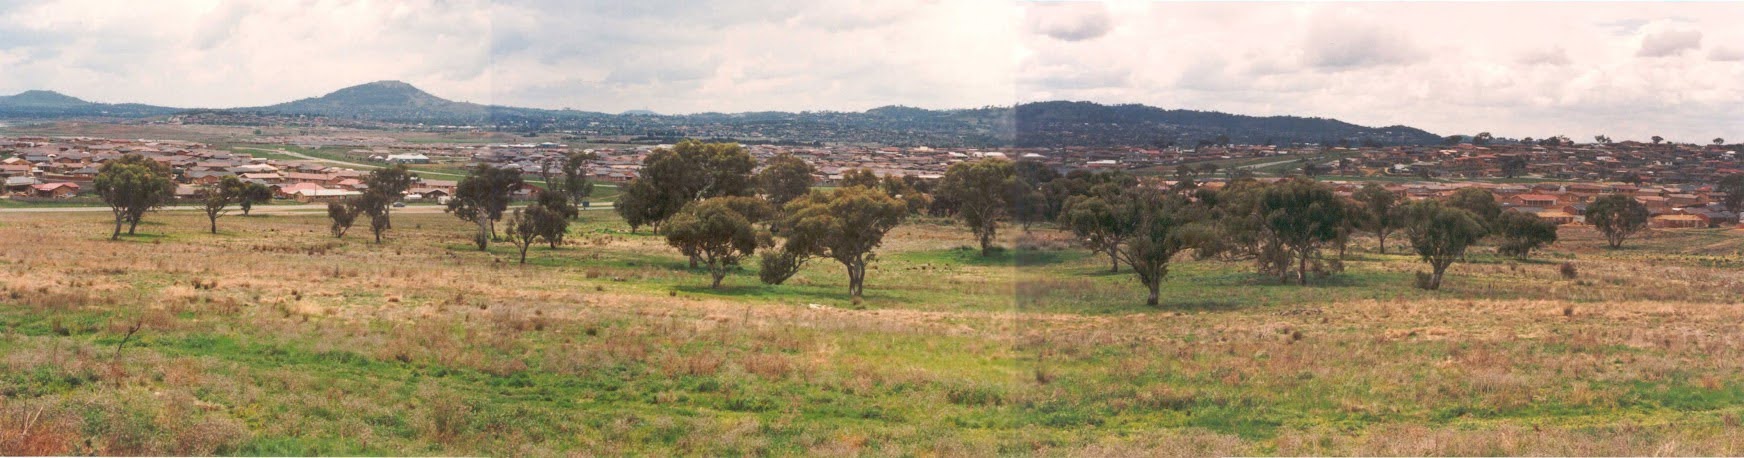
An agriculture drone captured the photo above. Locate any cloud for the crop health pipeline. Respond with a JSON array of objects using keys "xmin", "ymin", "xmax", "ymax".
[
  {"xmin": 1024, "ymin": 3, "xmax": 1113, "ymax": 42},
  {"xmin": 0, "ymin": 1, "xmax": 1739, "ymax": 142},
  {"xmin": 1517, "ymin": 47, "xmax": 1571, "ymax": 66},
  {"xmin": 1302, "ymin": 13, "xmax": 1423, "ymax": 70},
  {"xmin": 1638, "ymin": 28, "xmax": 1702, "ymax": 57},
  {"xmin": 1598, "ymin": 18, "xmax": 1649, "ymax": 36},
  {"xmin": 1710, "ymin": 45, "xmax": 1744, "ymax": 62}
]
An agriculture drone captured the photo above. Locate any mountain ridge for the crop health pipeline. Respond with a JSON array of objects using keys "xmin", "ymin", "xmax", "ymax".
[{"xmin": 1, "ymin": 81, "xmax": 1443, "ymax": 146}]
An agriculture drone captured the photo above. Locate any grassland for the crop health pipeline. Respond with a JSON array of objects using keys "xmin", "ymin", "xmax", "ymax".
[{"xmin": 3, "ymin": 209, "xmax": 1744, "ymax": 455}]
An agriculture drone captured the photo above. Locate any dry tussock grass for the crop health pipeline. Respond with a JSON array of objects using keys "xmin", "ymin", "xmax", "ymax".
[{"xmin": 5, "ymin": 211, "xmax": 1744, "ymax": 454}]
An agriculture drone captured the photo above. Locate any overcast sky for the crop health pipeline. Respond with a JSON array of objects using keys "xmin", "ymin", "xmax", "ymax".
[{"xmin": 0, "ymin": 1, "xmax": 1738, "ymax": 142}]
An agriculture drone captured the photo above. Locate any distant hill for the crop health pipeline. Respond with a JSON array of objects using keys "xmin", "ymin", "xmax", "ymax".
[
  {"xmin": 0, "ymin": 90, "xmax": 181, "ymax": 118},
  {"xmin": 1, "ymin": 81, "xmax": 1444, "ymax": 146},
  {"xmin": 245, "ymin": 80, "xmax": 494, "ymax": 123},
  {"xmin": 1007, "ymin": 101, "xmax": 1442, "ymax": 147}
]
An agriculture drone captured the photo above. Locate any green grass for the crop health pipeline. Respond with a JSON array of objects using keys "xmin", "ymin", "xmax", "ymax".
[{"xmin": 6, "ymin": 209, "xmax": 1744, "ymax": 455}]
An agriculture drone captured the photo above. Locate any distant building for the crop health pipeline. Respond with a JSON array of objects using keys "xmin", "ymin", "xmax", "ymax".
[{"xmin": 386, "ymin": 153, "xmax": 431, "ymax": 164}]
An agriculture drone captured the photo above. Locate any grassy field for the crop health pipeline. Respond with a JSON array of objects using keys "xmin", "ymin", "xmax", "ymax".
[{"xmin": 3, "ymin": 209, "xmax": 1744, "ymax": 455}]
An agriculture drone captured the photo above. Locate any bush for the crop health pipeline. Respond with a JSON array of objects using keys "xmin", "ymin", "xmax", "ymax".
[
  {"xmin": 1559, "ymin": 262, "xmax": 1579, "ymax": 279},
  {"xmin": 757, "ymin": 249, "xmax": 805, "ymax": 285}
]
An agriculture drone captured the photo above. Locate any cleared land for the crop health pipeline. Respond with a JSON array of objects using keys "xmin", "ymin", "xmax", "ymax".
[{"xmin": 3, "ymin": 209, "xmax": 1744, "ymax": 455}]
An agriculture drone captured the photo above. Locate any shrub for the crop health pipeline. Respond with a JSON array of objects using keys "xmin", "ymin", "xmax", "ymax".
[
  {"xmin": 757, "ymin": 249, "xmax": 805, "ymax": 285},
  {"xmin": 1559, "ymin": 262, "xmax": 1578, "ymax": 279}
]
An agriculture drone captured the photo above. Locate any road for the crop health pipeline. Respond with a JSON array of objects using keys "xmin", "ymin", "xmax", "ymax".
[
  {"xmin": 231, "ymin": 147, "xmax": 620, "ymax": 189},
  {"xmin": 231, "ymin": 146, "xmax": 472, "ymax": 178},
  {"xmin": 0, "ymin": 202, "xmax": 615, "ymax": 214},
  {"xmin": 1238, "ymin": 158, "xmax": 1301, "ymax": 171}
]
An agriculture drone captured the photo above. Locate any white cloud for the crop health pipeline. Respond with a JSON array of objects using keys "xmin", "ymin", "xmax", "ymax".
[
  {"xmin": 1638, "ymin": 27, "xmax": 1702, "ymax": 57},
  {"xmin": 0, "ymin": 0, "xmax": 1016, "ymax": 112},
  {"xmin": 1710, "ymin": 45, "xmax": 1744, "ymax": 62},
  {"xmin": 1517, "ymin": 47, "xmax": 1571, "ymax": 66},
  {"xmin": 1012, "ymin": 2, "xmax": 1744, "ymax": 142},
  {"xmin": 0, "ymin": 1, "xmax": 1738, "ymax": 141},
  {"xmin": 1025, "ymin": 3, "xmax": 1113, "ymax": 42}
]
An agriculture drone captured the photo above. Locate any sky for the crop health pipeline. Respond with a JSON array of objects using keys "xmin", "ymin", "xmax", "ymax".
[{"xmin": 0, "ymin": 0, "xmax": 1739, "ymax": 142}]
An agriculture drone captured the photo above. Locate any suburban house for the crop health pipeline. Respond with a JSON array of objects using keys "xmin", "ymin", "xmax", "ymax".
[
  {"xmin": 1650, "ymin": 214, "xmax": 1708, "ymax": 229},
  {"xmin": 291, "ymin": 188, "xmax": 362, "ymax": 203},
  {"xmin": 29, "ymin": 182, "xmax": 80, "ymax": 198}
]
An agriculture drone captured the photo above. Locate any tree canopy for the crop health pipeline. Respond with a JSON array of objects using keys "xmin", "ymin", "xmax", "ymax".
[
  {"xmin": 1352, "ymin": 183, "xmax": 1403, "ymax": 254},
  {"xmin": 666, "ymin": 197, "xmax": 773, "ymax": 288},
  {"xmin": 93, "ymin": 154, "xmax": 176, "ymax": 240},
  {"xmin": 776, "ymin": 186, "xmax": 908, "ymax": 299},
  {"xmin": 755, "ymin": 153, "xmax": 815, "ymax": 207},
  {"xmin": 446, "ymin": 164, "xmax": 525, "ymax": 250},
  {"xmin": 1403, "ymin": 200, "xmax": 1487, "ymax": 290},
  {"xmin": 617, "ymin": 140, "xmax": 756, "ymax": 232},
  {"xmin": 1586, "ymin": 194, "xmax": 1649, "ymax": 249},
  {"xmin": 1114, "ymin": 189, "xmax": 1199, "ymax": 306},
  {"xmin": 1494, "ymin": 210, "xmax": 1558, "ymax": 258},
  {"xmin": 938, "ymin": 158, "xmax": 1016, "ymax": 256}
]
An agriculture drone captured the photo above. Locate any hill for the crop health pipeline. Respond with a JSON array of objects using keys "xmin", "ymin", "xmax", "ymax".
[
  {"xmin": 245, "ymin": 80, "xmax": 496, "ymax": 124},
  {"xmin": 1008, "ymin": 100, "xmax": 1443, "ymax": 147},
  {"xmin": 2, "ymin": 81, "xmax": 1444, "ymax": 146},
  {"xmin": 0, "ymin": 90, "xmax": 181, "ymax": 118}
]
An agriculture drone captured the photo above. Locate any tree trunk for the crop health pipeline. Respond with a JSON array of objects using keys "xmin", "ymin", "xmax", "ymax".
[
  {"xmin": 1109, "ymin": 249, "xmax": 1120, "ymax": 273},
  {"xmin": 979, "ymin": 230, "xmax": 995, "ymax": 257},
  {"xmin": 1297, "ymin": 251, "xmax": 1309, "ymax": 285},
  {"xmin": 1377, "ymin": 231, "xmax": 1387, "ymax": 254},
  {"xmin": 127, "ymin": 215, "xmax": 140, "ymax": 235},
  {"xmin": 711, "ymin": 270, "xmax": 725, "ymax": 289},
  {"xmin": 846, "ymin": 261, "xmax": 865, "ymax": 299},
  {"xmin": 111, "ymin": 212, "xmax": 124, "ymax": 240},
  {"xmin": 476, "ymin": 209, "xmax": 492, "ymax": 251},
  {"xmin": 1429, "ymin": 266, "xmax": 1446, "ymax": 290},
  {"xmin": 1146, "ymin": 280, "xmax": 1160, "ymax": 307},
  {"xmin": 519, "ymin": 244, "xmax": 529, "ymax": 264},
  {"xmin": 209, "ymin": 215, "xmax": 217, "ymax": 234}
]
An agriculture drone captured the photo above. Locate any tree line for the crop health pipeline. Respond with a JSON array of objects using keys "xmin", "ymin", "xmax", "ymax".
[{"xmin": 91, "ymin": 144, "xmax": 1700, "ymax": 306}]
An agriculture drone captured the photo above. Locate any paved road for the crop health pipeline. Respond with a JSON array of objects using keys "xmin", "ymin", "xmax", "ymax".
[
  {"xmin": 231, "ymin": 147, "xmax": 472, "ymax": 178},
  {"xmin": 1238, "ymin": 158, "xmax": 1301, "ymax": 171},
  {"xmin": 231, "ymin": 147, "xmax": 621, "ymax": 189},
  {"xmin": 0, "ymin": 202, "xmax": 615, "ymax": 214}
]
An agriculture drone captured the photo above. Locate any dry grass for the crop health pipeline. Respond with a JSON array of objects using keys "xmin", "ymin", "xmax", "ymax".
[{"xmin": 2, "ymin": 210, "xmax": 1744, "ymax": 455}]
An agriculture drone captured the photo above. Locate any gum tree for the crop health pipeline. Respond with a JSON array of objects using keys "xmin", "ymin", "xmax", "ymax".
[
  {"xmin": 778, "ymin": 186, "xmax": 907, "ymax": 299},
  {"xmin": 93, "ymin": 154, "xmax": 175, "ymax": 240},
  {"xmin": 1115, "ymin": 189, "xmax": 1196, "ymax": 306},
  {"xmin": 1404, "ymin": 200, "xmax": 1486, "ymax": 290},
  {"xmin": 1586, "ymin": 194, "xmax": 1649, "ymax": 249},
  {"xmin": 938, "ymin": 158, "xmax": 1015, "ymax": 256},
  {"xmin": 446, "ymin": 164, "xmax": 524, "ymax": 250},
  {"xmin": 665, "ymin": 197, "xmax": 772, "ymax": 288}
]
